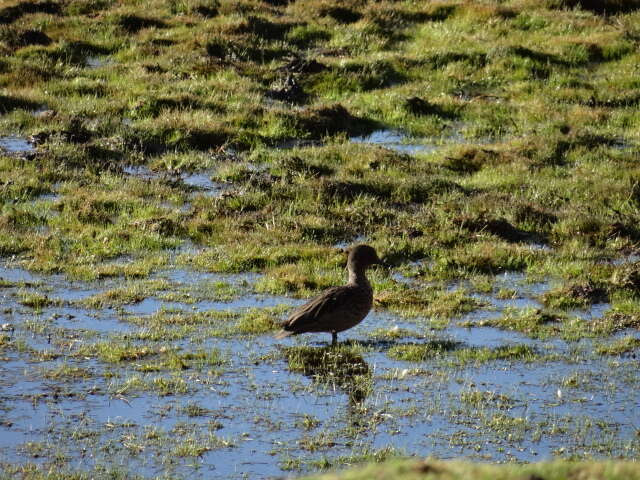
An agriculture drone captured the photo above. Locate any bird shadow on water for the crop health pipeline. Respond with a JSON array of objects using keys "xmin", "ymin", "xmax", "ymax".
[{"xmin": 281, "ymin": 344, "xmax": 373, "ymax": 407}]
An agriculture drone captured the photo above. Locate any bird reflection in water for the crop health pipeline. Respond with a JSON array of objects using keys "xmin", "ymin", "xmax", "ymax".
[{"xmin": 283, "ymin": 344, "xmax": 372, "ymax": 406}]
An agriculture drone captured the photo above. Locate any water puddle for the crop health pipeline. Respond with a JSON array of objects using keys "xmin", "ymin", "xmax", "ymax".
[
  {"xmin": 0, "ymin": 398, "xmax": 51, "ymax": 453},
  {"xmin": 123, "ymin": 165, "xmax": 162, "ymax": 180},
  {"xmin": 182, "ymin": 172, "xmax": 216, "ymax": 189},
  {"xmin": 569, "ymin": 302, "xmax": 611, "ymax": 321},
  {"xmin": 0, "ymin": 264, "xmax": 41, "ymax": 284},
  {"xmin": 181, "ymin": 171, "xmax": 231, "ymax": 197},
  {"xmin": 53, "ymin": 307, "xmax": 132, "ymax": 334},
  {"xmin": 351, "ymin": 129, "xmax": 438, "ymax": 155},
  {"xmin": 85, "ymin": 56, "xmax": 111, "ymax": 69},
  {"xmin": 275, "ymin": 138, "xmax": 323, "ymax": 150},
  {"xmin": 494, "ymin": 271, "xmax": 551, "ymax": 297},
  {"xmin": 333, "ymin": 235, "xmax": 368, "ymax": 250},
  {"xmin": 124, "ymin": 166, "xmax": 230, "ymax": 197},
  {"xmin": 0, "ymin": 136, "xmax": 35, "ymax": 154},
  {"xmin": 32, "ymin": 105, "xmax": 55, "ymax": 119},
  {"xmin": 611, "ymin": 139, "xmax": 637, "ymax": 151},
  {"xmin": 447, "ymin": 324, "xmax": 540, "ymax": 348},
  {"xmin": 349, "ymin": 124, "xmax": 502, "ymax": 155},
  {"xmin": 35, "ymin": 192, "xmax": 61, "ymax": 203},
  {"xmin": 611, "ymin": 254, "xmax": 640, "ymax": 265},
  {"xmin": 391, "ymin": 272, "xmax": 414, "ymax": 284}
]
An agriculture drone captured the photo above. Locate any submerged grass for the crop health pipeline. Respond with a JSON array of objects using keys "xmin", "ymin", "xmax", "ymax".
[
  {"xmin": 387, "ymin": 341, "xmax": 538, "ymax": 365},
  {"xmin": 387, "ymin": 340, "xmax": 460, "ymax": 362},
  {"xmin": 80, "ymin": 280, "xmax": 169, "ymax": 308},
  {"xmin": 596, "ymin": 336, "xmax": 640, "ymax": 356},
  {"xmin": 236, "ymin": 305, "xmax": 290, "ymax": 334},
  {"xmin": 109, "ymin": 373, "xmax": 190, "ymax": 396}
]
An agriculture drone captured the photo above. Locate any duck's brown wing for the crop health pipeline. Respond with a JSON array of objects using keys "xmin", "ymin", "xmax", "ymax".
[{"xmin": 282, "ymin": 286, "xmax": 350, "ymax": 334}]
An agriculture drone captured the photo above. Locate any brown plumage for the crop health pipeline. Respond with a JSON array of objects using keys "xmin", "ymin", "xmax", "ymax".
[{"xmin": 275, "ymin": 244, "xmax": 382, "ymax": 345}]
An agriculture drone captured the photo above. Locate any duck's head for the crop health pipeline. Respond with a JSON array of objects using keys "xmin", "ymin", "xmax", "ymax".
[{"xmin": 347, "ymin": 244, "xmax": 382, "ymax": 270}]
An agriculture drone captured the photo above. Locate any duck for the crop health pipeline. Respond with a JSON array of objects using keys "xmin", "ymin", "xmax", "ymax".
[{"xmin": 274, "ymin": 244, "xmax": 382, "ymax": 345}]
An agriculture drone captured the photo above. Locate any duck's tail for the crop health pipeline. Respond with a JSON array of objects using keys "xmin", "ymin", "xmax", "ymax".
[{"xmin": 274, "ymin": 329, "xmax": 293, "ymax": 340}]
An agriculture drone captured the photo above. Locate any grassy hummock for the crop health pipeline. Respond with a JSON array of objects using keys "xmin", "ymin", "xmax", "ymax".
[{"xmin": 301, "ymin": 459, "xmax": 640, "ymax": 480}]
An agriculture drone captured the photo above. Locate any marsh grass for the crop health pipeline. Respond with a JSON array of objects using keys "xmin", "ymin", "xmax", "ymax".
[
  {"xmin": 109, "ymin": 373, "xmax": 190, "ymax": 396},
  {"xmin": 387, "ymin": 341, "xmax": 538, "ymax": 365},
  {"xmin": 80, "ymin": 280, "xmax": 169, "ymax": 308},
  {"xmin": 0, "ymin": 333, "xmax": 9, "ymax": 349},
  {"xmin": 84, "ymin": 341, "xmax": 157, "ymax": 363},
  {"xmin": 366, "ymin": 326, "xmax": 420, "ymax": 341},
  {"xmin": 596, "ymin": 336, "xmax": 640, "ymax": 356},
  {"xmin": 454, "ymin": 345, "xmax": 538, "ymax": 365},
  {"xmin": 18, "ymin": 291, "xmax": 59, "ymax": 309},
  {"xmin": 541, "ymin": 281, "xmax": 609, "ymax": 310},
  {"xmin": 375, "ymin": 284, "xmax": 482, "ymax": 321},
  {"xmin": 135, "ymin": 348, "xmax": 226, "ymax": 372},
  {"xmin": 387, "ymin": 340, "xmax": 460, "ymax": 362},
  {"xmin": 487, "ymin": 308, "xmax": 565, "ymax": 339},
  {"xmin": 301, "ymin": 459, "xmax": 640, "ymax": 480},
  {"xmin": 236, "ymin": 305, "xmax": 289, "ymax": 334},
  {"xmin": 459, "ymin": 389, "xmax": 515, "ymax": 410},
  {"xmin": 42, "ymin": 363, "xmax": 92, "ymax": 380},
  {"xmin": 490, "ymin": 305, "xmax": 640, "ymax": 340}
]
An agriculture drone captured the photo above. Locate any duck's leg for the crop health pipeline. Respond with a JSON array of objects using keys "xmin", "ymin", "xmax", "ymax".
[{"xmin": 331, "ymin": 331, "xmax": 338, "ymax": 346}]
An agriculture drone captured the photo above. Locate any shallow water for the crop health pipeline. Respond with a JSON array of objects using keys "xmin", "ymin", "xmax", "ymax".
[
  {"xmin": 157, "ymin": 268, "xmax": 261, "ymax": 286},
  {"xmin": 1, "ymin": 261, "xmax": 639, "ymax": 478},
  {"xmin": 611, "ymin": 254, "xmax": 640, "ymax": 265},
  {"xmin": 333, "ymin": 235, "xmax": 368, "ymax": 250},
  {"xmin": 123, "ymin": 166, "xmax": 229, "ymax": 197},
  {"xmin": 35, "ymin": 192, "xmax": 61, "ymax": 203},
  {"xmin": 0, "ymin": 136, "xmax": 35, "ymax": 154},
  {"xmin": 122, "ymin": 165, "xmax": 162, "ymax": 180},
  {"xmin": 351, "ymin": 130, "xmax": 439, "ymax": 155},
  {"xmin": 349, "ymin": 127, "xmax": 498, "ymax": 155},
  {"xmin": 85, "ymin": 56, "xmax": 111, "ymax": 69},
  {"xmin": 122, "ymin": 293, "xmax": 301, "ymax": 316},
  {"xmin": 181, "ymin": 171, "xmax": 231, "ymax": 197}
]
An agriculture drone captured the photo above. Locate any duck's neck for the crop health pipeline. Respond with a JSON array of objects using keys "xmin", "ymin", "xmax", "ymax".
[{"xmin": 347, "ymin": 265, "xmax": 370, "ymax": 288}]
